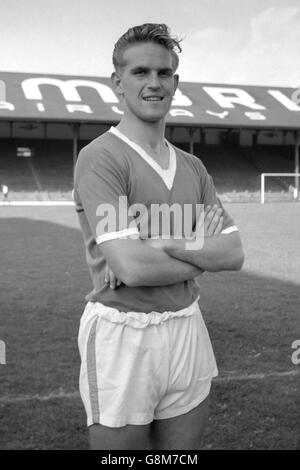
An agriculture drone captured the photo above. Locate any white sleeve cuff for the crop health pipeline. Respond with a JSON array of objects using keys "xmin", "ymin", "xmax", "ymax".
[
  {"xmin": 221, "ymin": 225, "xmax": 239, "ymax": 235},
  {"xmin": 96, "ymin": 227, "xmax": 139, "ymax": 245}
]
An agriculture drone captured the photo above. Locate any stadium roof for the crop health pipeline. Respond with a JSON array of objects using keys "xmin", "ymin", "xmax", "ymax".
[{"xmin": 0, "ymin": 71, "xmax": 299, "ymax": 130}]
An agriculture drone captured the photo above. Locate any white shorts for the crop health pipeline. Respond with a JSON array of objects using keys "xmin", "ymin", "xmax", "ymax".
[{"xmin": 78, "ymin": 298, "xmax": 218, "ymax": 428}]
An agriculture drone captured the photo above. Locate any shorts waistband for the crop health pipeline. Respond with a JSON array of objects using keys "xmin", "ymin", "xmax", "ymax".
[{"xmin": 84, "ymin": 296, "xmax": 200, "ymax": 329}]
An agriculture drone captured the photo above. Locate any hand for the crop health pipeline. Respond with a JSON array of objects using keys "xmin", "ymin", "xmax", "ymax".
[
  {"xmin": 143, "ymin": 238, "xmax": 168, "ymax": 250},
  {"xmin": 104, "ymin": 263, "xmax": 122, "ymax": 289},
  {"xmin": 144, "ymin": 204, "xmax": 224, "ymax": 253},
  {"xmin": 143, "ymin": 237, "xmax": 184, "ymax": 253},
  {"xmin": 204, "ymin": 204, "xmax": 224, "ymax": 237}
]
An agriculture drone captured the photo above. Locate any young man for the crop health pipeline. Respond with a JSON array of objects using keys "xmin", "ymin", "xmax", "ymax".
[{"xmin": 73, "ymin": 23, "xmax": 244, "ymax": 450}]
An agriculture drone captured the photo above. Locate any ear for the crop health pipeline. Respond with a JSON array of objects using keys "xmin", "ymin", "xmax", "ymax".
[
  {"xmin": 111, "ymin": 71, "xmax": 124, "ymax": 97},
  {"xmin": 173, "ymin": 74, "xmax": 179, "ymax": 93}
]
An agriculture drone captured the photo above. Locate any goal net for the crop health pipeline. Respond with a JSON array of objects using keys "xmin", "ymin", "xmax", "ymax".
[{"xmin": 261, "ymin": 173, "xmax": 300, "ymax": 203}]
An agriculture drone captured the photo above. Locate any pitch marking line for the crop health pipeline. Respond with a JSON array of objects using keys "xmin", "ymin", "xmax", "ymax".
[
  {"xmin": 0, "ymin": 370, "xmax": 299, "ymax": 405},
  {"xmin": 215, "ymin": 369, "xmax": 299, "ymax": 383},
  {"xmin": 0, "ymin": 201, "xmax": 74, "ymax": 206}
]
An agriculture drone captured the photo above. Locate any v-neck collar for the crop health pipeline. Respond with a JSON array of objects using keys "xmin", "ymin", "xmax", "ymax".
[{"xmin": 109, "ymin": 126, "xmax": 177, "ymax": 191}]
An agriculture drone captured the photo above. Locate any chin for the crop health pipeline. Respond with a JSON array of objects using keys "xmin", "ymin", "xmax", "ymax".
[
  {"xmin": 143, "ymin": 116, "xmax": 164, "ymax": 123},
  {"xmin": 141, "ymin": 111, "xmax": 167, "ymax": 123}
]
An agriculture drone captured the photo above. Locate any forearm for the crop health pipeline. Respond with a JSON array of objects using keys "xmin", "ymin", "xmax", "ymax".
[
  {"xmin": 163, "ymin": 233, "xmax": 244, "ymax": 272},
  {"xmin": 126, "ymin": 242, "xmax": 203, "ymax": 287}
]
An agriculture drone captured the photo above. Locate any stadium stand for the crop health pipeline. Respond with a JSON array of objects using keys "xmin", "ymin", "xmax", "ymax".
[
  {"xmin": 0, "ymin": 138, "xmax": 295, "ymax": 202},
  {"xmin": 0, "ymin": 139, "xmax": 74, "ymax": 200},
  {"xmin": 175, "ymin": 143, "xmax": 295, "ymax": 201}
]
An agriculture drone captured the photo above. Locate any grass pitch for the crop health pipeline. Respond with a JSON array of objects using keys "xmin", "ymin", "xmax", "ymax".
[{"xmin": 0, "ymin": 203, "xmax": 299, "ymax": 450}]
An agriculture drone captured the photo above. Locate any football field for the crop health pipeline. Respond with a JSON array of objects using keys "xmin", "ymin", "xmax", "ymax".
[{"xmin": 0, "ymin": 203, "xmax": 299, "ymax": 449}]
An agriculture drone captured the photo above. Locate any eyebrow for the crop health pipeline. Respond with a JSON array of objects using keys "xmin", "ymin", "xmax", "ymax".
[{"xmin": 130, "ymin": 66, "xmax": 173, "ymax": 74}]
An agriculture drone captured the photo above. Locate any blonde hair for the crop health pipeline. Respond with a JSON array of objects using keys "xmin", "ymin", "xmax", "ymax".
[{"xmin": 113, "ymin": 23, "xmax": 182, "ymax": 72}]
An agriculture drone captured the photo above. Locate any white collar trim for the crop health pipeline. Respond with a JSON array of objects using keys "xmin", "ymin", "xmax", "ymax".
[{"xmin": 109, "ymin": 126, "xmax": 176, "ymax": 191}]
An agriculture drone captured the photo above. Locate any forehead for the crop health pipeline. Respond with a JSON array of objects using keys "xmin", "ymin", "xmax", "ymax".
[{"xmin": 121, "ymin": 42, "xmax": 174, "ymax": 70}]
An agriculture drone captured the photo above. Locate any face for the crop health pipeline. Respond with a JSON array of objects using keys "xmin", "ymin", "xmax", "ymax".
[{"xmin": 112, "ymin": 42, "xmax": 179, "ymax": 123}]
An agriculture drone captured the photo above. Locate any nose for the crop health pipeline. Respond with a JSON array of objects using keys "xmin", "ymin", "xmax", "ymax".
[{"xmin": 147, "ymin": 72, "xmax": 161, "ymax": 89}]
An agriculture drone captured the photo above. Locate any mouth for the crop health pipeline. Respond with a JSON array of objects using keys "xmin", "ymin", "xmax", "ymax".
[{"xmin": 142, "ymin": 96, "xmax": 164, "ymax": 102}]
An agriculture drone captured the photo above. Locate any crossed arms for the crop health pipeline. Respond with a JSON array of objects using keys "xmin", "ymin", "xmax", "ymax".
[{"xmin": 102, "ymin": 205, "xmax": 244, "ymax": 288}]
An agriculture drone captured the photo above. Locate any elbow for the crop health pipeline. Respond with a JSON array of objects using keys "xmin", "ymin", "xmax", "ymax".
[
  {"xmin": 230, "ymin": 235, "xmax": 245, "ymax": 271},
  {"xmin": 216, "ymin": 247, "xmax": 244, "ymax": 272},
  {"xmin": 206, "ymin": 248, "xmax": 245, "ymax": 273},
  {"xmin": 233, "ymin": 248, "xmax": 245, "ymax": 271}
]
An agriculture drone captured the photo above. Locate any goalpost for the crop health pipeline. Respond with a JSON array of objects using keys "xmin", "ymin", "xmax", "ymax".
[{"xmin": 261, "ymin": 173, "xmax": 300, "ymax": 204}]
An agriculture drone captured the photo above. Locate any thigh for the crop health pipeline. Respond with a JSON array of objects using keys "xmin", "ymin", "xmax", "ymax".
[
  {"xmin": 150, "ymin": 395, "xmax": 210, "ymax": 450},
  {"xmin": 79, "ymin": 308, "xmax": 168, "ymax": 429},
  {"xmin": 89, "ymin": 422, "xmax": 151, "ymax": 450}
]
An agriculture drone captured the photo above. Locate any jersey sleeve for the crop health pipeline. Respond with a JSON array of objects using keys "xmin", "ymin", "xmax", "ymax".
[
  {"xmin": 73, "ymin": 145, "xmax": 139, "ymax": 245},
  {"xmin": 199, "ymin": 163, "xmax": 238, "ymax": 234}
]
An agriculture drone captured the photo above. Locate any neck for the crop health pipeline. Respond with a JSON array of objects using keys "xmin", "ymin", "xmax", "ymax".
[{"xmin": 117, "ymin": 114, "xmax": 166, "ymax": 152}]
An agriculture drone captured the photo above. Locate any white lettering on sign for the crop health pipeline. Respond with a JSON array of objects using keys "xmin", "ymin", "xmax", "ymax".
[
  {"xmin": 22, "ymin": 78, "xmax": 119, "ymax": 103},
  {"xmin": 0, "ymin": 101, "xmax": 15, "ymax": 111},
  {"xmin": 206, "ymin": 110, "xmax": 229, "ymax": 119},
  {"xmin": 245, "ymin": 111, "xmax": 266, "ymax": 120},
  {"xmin": 169, "ymin": 109, "xmax": 194, "ymax": 117},
  {"xmin": 268, "ymin": 90, "xmax": 300, "ymax": 111},
  {"xmin": 172, "ymin": 88, "xmax": 192, "ymax": 106},
  {"xmin": 112, "ymin": 105, "xmax": 124, "ymax": 115},
  {"xmin": 1, "ymin": 75, "xmax": 299, "ymax": 119},
  {"xmin": 291, "ymin": 88, "xmax": 300, "ymax": 107},
  {"xmin": 203, "ymin": 87, "xmax": 265, "ymax": 110},
  {"xmin": 66, "ymin": 104, "xmax": 93, "ymax": 114},
  {"xmin": 37, "ymin": 102, "xmax": 45, "ymax": 112}
]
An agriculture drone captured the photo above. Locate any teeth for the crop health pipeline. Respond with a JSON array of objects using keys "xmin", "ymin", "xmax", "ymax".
[{"xmin": 144, "ymin": 97, "xmax": 162, "ymax": 101}]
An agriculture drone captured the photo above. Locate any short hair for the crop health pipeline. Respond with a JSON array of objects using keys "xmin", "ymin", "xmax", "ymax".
[{"xmin": 113, "ymin": 23, "xmax": 182, "ymax": 72}]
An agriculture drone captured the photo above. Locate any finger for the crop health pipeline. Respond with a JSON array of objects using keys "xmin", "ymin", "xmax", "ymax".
[
  {"xmin": 110, "ymin": 272, "xmax": 117, "ymax": 289},
  {"xmin": 205, "ymin": 204, "xmax": 218, "ymax": 220},
  {"xmin": 104, "ymin": 265, "xmax": 109, "ymax": 284},
  {"xmin": 204, "ymin": 206, "xmax": 216, "ymax": 217},
  {"xmin": 205, "ymin": 206, "xmax": 223, "ymax": 236},
  {"xmin": 116, "ymin": 279, "xmax": 122, "ymax": 287},
  {"xmin": 202, "ymin": 206, "xmax": 211, "ymax": 228},
  {"xmin": 204, "ymin": 204, "xmax": 216, "ymax": 218},
  {"xmin": 209, "ymin": 208, "xmax": 223, "ymax": 234},
  {"xmin": 204, "ymin": 205, "xmax": 218, "ymax": 233},
  {"xmin": 214, "ymin": 215, "xmax": 224, "ymax": 235},
  {"xmin": 195, "ymin": 210, "xmax": 205, "ymax": 233}
]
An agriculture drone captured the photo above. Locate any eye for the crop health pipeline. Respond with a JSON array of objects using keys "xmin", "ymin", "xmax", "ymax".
[{"xmin": 159, "ymin": 71, "xmax": 172, "ymax": 78}]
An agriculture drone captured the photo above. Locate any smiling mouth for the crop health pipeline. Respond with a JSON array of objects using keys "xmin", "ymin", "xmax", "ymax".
[{"xmin": 142, "ymin": 97, "xmax": 164, "ymax": 101}]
